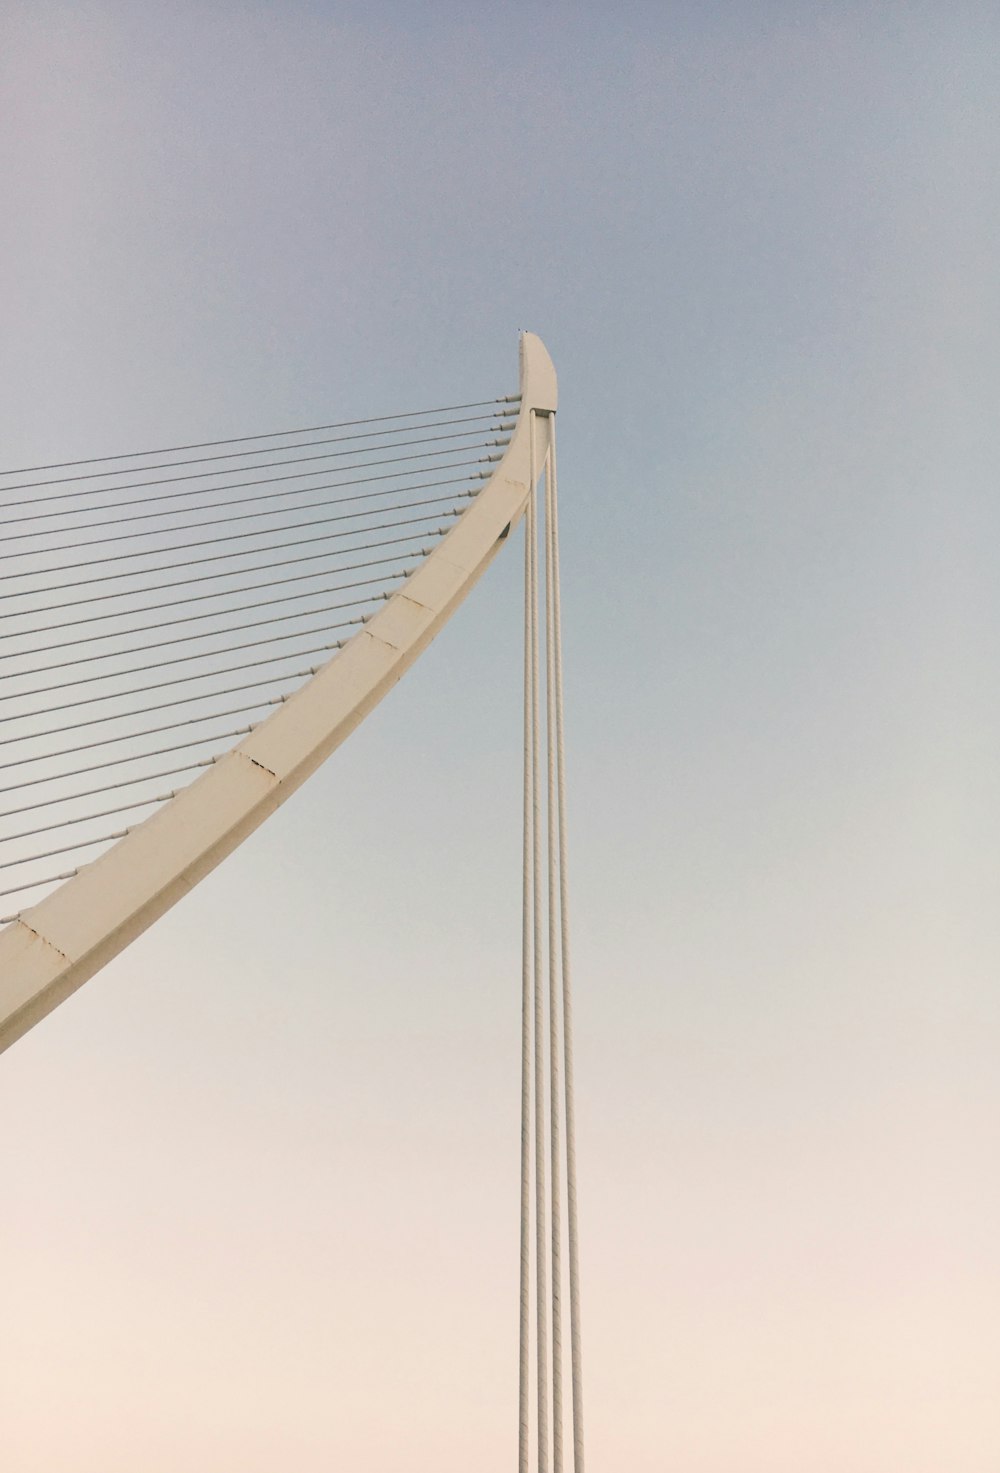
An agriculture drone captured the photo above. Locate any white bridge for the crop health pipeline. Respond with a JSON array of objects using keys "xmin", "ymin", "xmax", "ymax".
[{"xmin": 0, "ymin": 333, "xmax": 585, "ymax": 1472}]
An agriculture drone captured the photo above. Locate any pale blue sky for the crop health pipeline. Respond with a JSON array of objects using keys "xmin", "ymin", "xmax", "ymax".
[{"xmin": 2, "ymin": 4, "xmax": 999, "ymax": 1469}]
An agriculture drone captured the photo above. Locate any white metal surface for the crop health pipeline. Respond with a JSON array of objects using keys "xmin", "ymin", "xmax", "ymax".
[{"xmin": 0, "ymin": 333, "xmax": 557, "ymax": 1053}]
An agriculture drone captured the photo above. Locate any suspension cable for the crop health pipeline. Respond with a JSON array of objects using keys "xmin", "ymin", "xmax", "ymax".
[
  {"xmin": 0, "ymin": 395, "xmax": 519, "ymax": 479},
  {"xmin": 1, "ymin": 865, "xmax": 95, "ymax": 906},
  {"xmin": 1, "ymin": 532, "xmax": 439, "ymax": 637},
  {"xmin": 0, "ymin": 756, "xmax": 221, "ymax": 820},
  {"xmin": 0, "ymin": 827, "xmax": 145, "ymax": 874},
  {"xmin": 0, "ymin": 598, "xmax": 377, "ymax": 686},
  {"xmin": 1, "ymin": 505, "xmax": 466, "ymax": 602},
  {"xmin": 0, "ymin": 663, "xmax": 334, "ymax": 748},
  {"xmin": 0, "ymin": 789, "xmax": 196, "ymax": 848},
  {"xmin": 0, "ymin": 696, "xmax": 287, "ymax": 766},
  {"xmin": 2, "ymin": 635, "xmax": 351, "ymax": 725},
  {"xmin": 0, "ymin": 437, "xmax": 508, "ymax": 520},
  {"xmin": 3, "ymin": 426, "xmax": 510, "ymax": 532},
  {"xmin": 0, "ymin": 386, "xmax": 507, "ymax": 933},
  {"xmin": 2, "ymin": 483, "xmax": 481, "ymax": 576},
  {"xmin": 0, "ymin": 724, "xmax": 258, "ymax": 793},
  {"xmin": 0, "ymin": 388, "xmax": 530, "ymax": 1077},
  {"xmin": 1, "ymin": 412, "xmax": 514, "ymax": 500}
]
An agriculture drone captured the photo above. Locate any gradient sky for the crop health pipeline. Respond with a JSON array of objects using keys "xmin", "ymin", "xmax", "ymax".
[{"xmin": 2, "ymin": 4, "xmax": 999, "ymax": 1470}]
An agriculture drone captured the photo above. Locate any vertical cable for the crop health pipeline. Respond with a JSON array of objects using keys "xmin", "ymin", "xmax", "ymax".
[
  {"xmin": 518, "ymin": 425, "xmax": 534, "ymax": 1473},
  {"xmin": 548, "ymin": 420, "xmax": 585, "ymax": 1471},
  {"xmin": 544, "ymin": 442, "xmax": 564, "ymax": 1473},
  {"xmin": 528, "ymin": 429, "xmax": 550, "ymax": 1473}
]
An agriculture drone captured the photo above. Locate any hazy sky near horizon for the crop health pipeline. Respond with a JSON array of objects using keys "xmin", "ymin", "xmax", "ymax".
[{"xmin": 2, "ymin": 4, "xmax": 1000, "ymax": 1469}]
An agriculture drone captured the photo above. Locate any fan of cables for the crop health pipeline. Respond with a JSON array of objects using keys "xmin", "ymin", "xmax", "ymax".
[{"xmin": 0, "ymin": 393, "xmax": 518, "ymax": 922}]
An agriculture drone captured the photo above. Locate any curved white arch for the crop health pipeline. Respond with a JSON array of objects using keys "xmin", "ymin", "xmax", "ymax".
[{"xmin": 0, "ymin": 333, "xmax": 557, "ymax": 1053}]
